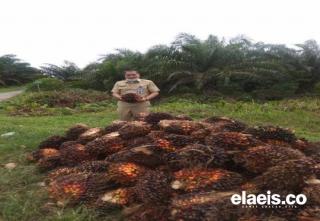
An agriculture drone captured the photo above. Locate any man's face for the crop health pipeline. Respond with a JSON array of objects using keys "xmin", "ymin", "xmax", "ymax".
[{"xmin": 125, "ymin": 71, "xmax": 139, "ymax": 80}]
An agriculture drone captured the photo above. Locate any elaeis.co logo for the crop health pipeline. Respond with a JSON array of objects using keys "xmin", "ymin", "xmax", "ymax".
[{"xmin": 230, "ymin": 191, "xmax": 307, "ymax": 209}]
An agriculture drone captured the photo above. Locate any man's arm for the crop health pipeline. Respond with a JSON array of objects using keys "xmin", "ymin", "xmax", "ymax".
[
  {"xmin": 142, "ymin": 91, "xmax": 159, "ymax": 101},
  {"xmin": 112, "ymin": 92, "xmax": 123, "ymax": 101}
]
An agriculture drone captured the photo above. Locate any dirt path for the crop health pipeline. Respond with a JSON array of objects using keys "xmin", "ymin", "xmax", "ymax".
[{"xmin": 0, "ymin": 90, "xmax": 23, "ymax": 102}]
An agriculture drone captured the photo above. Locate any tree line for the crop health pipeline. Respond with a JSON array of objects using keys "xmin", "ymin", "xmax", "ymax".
[{"xmin": 1, "ymin": 33, "xmax": 320, "ymax": 99}]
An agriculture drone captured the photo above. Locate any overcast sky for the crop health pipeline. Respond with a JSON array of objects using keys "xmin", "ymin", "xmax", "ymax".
[{"xmin": 0, "ymin": 0, "xmax": 319, "ymax": 68}]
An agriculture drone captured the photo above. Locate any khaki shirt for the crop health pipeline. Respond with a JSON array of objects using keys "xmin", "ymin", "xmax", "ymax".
[{"xmin": 111, "ymin": 79, "xmax": 160, "ymax": 97}]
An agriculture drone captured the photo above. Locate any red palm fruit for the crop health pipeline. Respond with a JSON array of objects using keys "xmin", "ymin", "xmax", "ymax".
[
  {"xmin": 118, "ymin": 121, "xmax": 151, "ymax": 139},
  {"xmin": 170, "ymin": 191, "xmax": 241, "ymax": 221},
  {"xmin": 252, "ymin": 158, "xmax": 315, "ymax": 194},
  {"xmin": 158, "ymin": 120, "xmax": 204, "ymax": 135},
  {"xmin": 171, "ymin": 168, "xmax": 244, "ymax": 193},
  {"xmin": 106, "ymin": 145, "xmax": 165, "ymax": 168},
  {"xmin": 48, "ymin": 173, "xmax": 88, "ymax": 204},
  {"xmin": 85, "ymin": 132, "xmax": 125, "ymax": 159},
  {"xmin": 29, "ymin": 148, "xmax": 60, "ymax": 161},
  {"xmin": 60, "ymin": 143, "xmax": 92, "ymax": 166},
  {"xmin": 107, "ymin": 162, "xmax": 148, "ymax": 185},
  {"xmin": 65, "ymin": 123, "xmax": 89, "ymax": 140},
  {"xmin": 205, "ymin": 132, "xmax": 259, "ymax": 150},
  {"xmin": 164, "ymin": 144, "xmax": 228, "ymax": 170},
  {"xmin": 94, "ymin": 187, "xmax": 137, "ymax": 212},
  {"xmin": 77, "ymin": 127, "xmax": 104, "ymax": 144},
  {"xmin": 38, "ymin": 135, "xmax": 67, "ymax": 149},
  {"xmin": 233, "ymin": 145, "xmax": 306, "ymax": 173},
  {"xmin": 135, "ymin": 170, "xmax": 172, "ymax": 204},
  {"xmin": 124, "ymin": 136, "xmax": 153, "ymax": 148},
  {"xmin": 59, "ymin": 140, "xmax": 79, "ymax": 149},
  {"xmin": 104, "ymin": 120, "xmax": 128, "ymax": 134}
]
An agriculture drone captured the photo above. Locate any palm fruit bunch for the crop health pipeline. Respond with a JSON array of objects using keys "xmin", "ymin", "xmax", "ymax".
[
  {"xmin": 104, "ymin": 120, "xmax": 127, "ymax": 134},
  {"xmin": 170, "ymin": 191, "xmax": 243, "ymax": 221},
  {"xmin": 107, "ymin": 162, "xmax": 148, "ymax": 185},
  {"xmin": 106, "ymin": 145, "xmax": 165, "ymax": 168},
  {"xmin": 233, "ymin": 145, "xmax": 306, "ymax": 173},
  {"xmin": 85, "ymin": 132, "xmax": 125, "ymax": 159},
  {"xmin": 142, "ymin": 112, "xmax": 175, "ymax": 127},
  {"xmin": 135, "ymin": 170, "xmax": 173, "ymax": 204},
  {"xmin": 245, "ymin": 125, "xmax": 297, "ymax": 144},
  {"xmin": 28, "ymin": 148, "xmax": 61, "ymax": 171},
  {"xmin": 298, "ymin": 206, "xmax": 320, "ymax": 221},
  {"xmin": 77, "ymin": 127, "xmax": 104, "ymax": 144},
  {"xmin": 302, "ymin": 179, "xmax": 320, "ymax": 205},
  {"xmin": 118, "ymin": 121, "xmax": 151, "ymax": 139},
  {"xmin": 158, "ymin": 120, "xmax": 204, "ymax": 135},
  {"xmin": 48, "ymin": 172, "xmax": 117, "ymax": 205},
  {"xmin": 65, "ymin": 123, "xmax": 89, "ymax": 140},
  {"xmin": 59, "ymin": 143, "xmax": 92, "ymax": 166},
  {"xmin": 171, "ymin": 168, "xmax": 244, "ymax": 193},
  {"xmin": 31, "ymin": 112, "xmax": 320, "ymax": 220},
  {"xmin": 126, "ymin": 205, "xmax": 170, "ymax": 221},
  {"xmin": 252, "ymin": 158, "xmax": 315, "ymax": 194},
  {"xmin": 93, "ymin": 187, "xmax": 137, "ymax": 212},
  {"xmin": 38, "ymin": 135, "xmax": 67, "ymax": 149},
  {"xmin": 164, "ymin": 144, "xmax": 228, "ymax": 170},
  {"xmin": 205, "ymin": 131, "xmax": 259, "ymax": 150},
  {"xmin": 203, "ymin": 116, "xmax": 247, "ymax": 132},
  {"xmin": 121, "ymin": 93, "xmax": 142, "ymax": 103}
]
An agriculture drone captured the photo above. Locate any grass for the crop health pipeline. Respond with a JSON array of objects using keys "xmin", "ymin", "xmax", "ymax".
[
  {"xmin": 0, "ymin": 86, "xmax": 25, "ymax": 93},
  {"xmin": 0, "ymin": 95, "xmax": 320, "ymax": 221}
]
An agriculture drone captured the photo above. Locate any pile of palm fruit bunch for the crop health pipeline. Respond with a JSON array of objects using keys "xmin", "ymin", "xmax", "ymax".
[{"xmin": 28, "ymin": 112, "xmax": 320, "ymax": 221}]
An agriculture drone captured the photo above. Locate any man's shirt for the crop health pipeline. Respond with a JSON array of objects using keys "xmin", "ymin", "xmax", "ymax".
[{"xmin": 111, "ymin": 79, "xmax": 160, "ymax": 97}]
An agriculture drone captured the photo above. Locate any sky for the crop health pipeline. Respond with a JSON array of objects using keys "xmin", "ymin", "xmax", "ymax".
[{"xmin": 0, "ymin": 0, "xmax": 319, "ymax": 68}]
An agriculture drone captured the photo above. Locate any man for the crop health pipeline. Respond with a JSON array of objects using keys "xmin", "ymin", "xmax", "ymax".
[{"xmin": 111, "ymin": 70, "xmax": 160, "ymax": 121}]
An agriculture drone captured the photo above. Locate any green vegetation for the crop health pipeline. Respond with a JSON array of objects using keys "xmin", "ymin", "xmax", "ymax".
[
  {"xmin": 0, "ymin": 89, "xmax": 111, "ymax": 116},
  {"xmin": 0, "ymin": 96, "xmax": 319, "ymax": 221},
  {"xmin": 2, "ymin": 33, "xmax": 320, "ymax": 100}
]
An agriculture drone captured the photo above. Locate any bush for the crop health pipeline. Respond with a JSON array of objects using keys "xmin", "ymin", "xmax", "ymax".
[
  {"xmin": 26, "ymin": 78, "xmax": 65, "ymax": 92},
  {"xmin": 1, "ymin": 89, "xmax": 112, "ymax": 116}
]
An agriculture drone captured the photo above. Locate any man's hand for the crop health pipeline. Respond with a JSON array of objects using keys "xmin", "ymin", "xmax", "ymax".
[{"xmin": 112, "ymin": 92, "xmax": 123, "ymax": 101}]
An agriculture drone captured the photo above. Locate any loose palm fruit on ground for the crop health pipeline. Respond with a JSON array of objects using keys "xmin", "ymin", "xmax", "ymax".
[
  {"xmin": 233, "ymin": 145, "xmax": 306, "ymax": 173},
  {"xmin": 38, "ymin": 135, "xmax": 67, "ymax": 149},
  {"xmin": 65, "ymin": 123, "xmax": 89, "ymax": 140},
  {"xmin": 118, "ymin": 121, "xmax": 151, "ymax": 139},
  {"xmin": 171, "ymin": 168, "xmax": 244, "ymax": 193},
  {"xmin": 77, "ymin": 127, "xmax": 104, "ymax": 144},
  {"xmin": 85, "ymin": 132, "xmax": 125, "ymax": 159}
]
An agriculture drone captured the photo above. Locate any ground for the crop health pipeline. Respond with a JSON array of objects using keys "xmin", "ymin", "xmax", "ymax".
[{"xmin": 0, "ymin": 92, "xmax": 320, "ymax": 221}]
